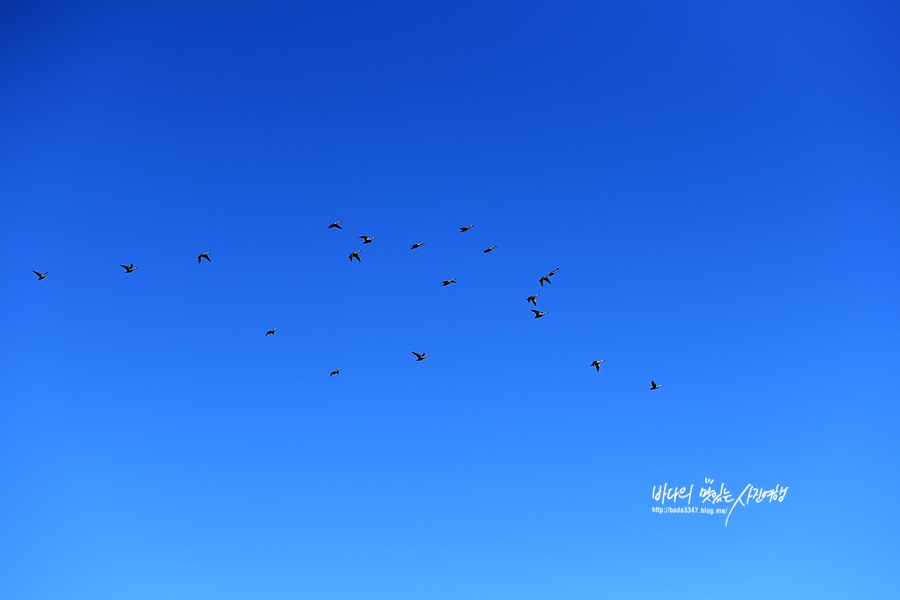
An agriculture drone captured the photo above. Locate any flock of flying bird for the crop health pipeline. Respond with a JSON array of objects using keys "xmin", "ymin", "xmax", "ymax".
[{"xmin": 31, "ymin": 220, "xmax": 665, "ymax": 391}]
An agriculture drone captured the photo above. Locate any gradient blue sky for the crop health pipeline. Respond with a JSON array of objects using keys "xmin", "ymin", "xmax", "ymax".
[{"xmin": 1, "ymin": 1, "xmax": 898, "ymax": 598}]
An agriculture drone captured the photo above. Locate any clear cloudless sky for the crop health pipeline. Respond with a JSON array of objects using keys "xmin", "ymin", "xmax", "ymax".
[{"xmin": 1, "ymin": 1, "xmax": 898, "ymax": 598}]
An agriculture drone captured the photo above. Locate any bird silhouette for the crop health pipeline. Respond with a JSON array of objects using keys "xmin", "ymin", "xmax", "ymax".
[
  {"xmin": 483, "ymin": 245, "xmax": 497, "ymax": 253},
  {"xmin": 460, "ymin": 224, "xmax": 474, "ymax": 232},
  {"xmin": 359, "ymin": 235, "xmax": 375, "ymax": 244},
  {"xmin": 330, "ymin": 369, "xmax": 340, "ymax": 377},
  {"xmin": 591, "ymin": 359, "xmax": 606, "ymax": 371},
  {"xmin": 531, "ymin": 309, "xmax": 547, "ymax": 318},
  {"xmin": 539, "ymin": 268, "xmax": 559, "ymax": 287},
  {"xmin": 120, "ymin": 264, "xmax": 137, "ymax": 273},
  {"xmin": 266, "ymin": 328, "xmax": 277, "ymax": 336},
  {"xmin": 411, "ymin": 241, "xmax": 425, "ymax": 249},
  {"xmin": 650, "ymin": 380, "xmax": 663, "ymax": 390},
  {"xmin": 526, "ymin": 294, "xmax": 539, "ymax": 306},
  {"xmin": 328, "ymin": 221, "xmax": 342, "ymax": 229},
  {"xmin": 412, "ymin": 351, "xmax": 429, "ymax": 361},
  {"xmin": 441, "ymin": 278, "xmax": 457, "ymax": 286},
  {"xmin": 197, "ymin": 252, "xmax": 211, "ymax": 263},
  {"xmin": 33, "ymin": 270, "xmax": 48, "ymax": 280},
  {"xmin": 349, "ymin": 250, "xmax": 361, "ymax": 262}
]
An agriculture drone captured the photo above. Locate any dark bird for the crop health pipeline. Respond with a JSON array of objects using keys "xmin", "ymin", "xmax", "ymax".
[
  {"xmin": 266, "ymin": 328, "xmax": 277, "ymax": 336},
  {"xmin": 411, "ymin": 241, "xmax": 425, "ymax": 249},
  {"xmin": 330, "ymin": 369, "xmax": 341, "ymax": 377},
  {"xmin": 483, "ymin": 245, "xmax": 497, "ymax": 253},
  {"xmin": 650, "ymin": 380, "xmax": 663, "ymax": 390},
  {"xmin": 591, "ymin": 359, "xmax": 606, "ymax": 372},
  {"xmin": 349, "ymin": 250, "xmax": 361, "ymax": 262},
  {"xmin": 328, "ymin": 221, "xmax": 342, "ymax": 229},
  {"xmin": 33, "ymin": 270, "xmax": 48, "ymax": 280},
  {"xmin": 121, "ymin": 263, "xmax": 137, "ymax": 273},
  {"xmin": 412, "ymin": 351, "xmax": 429, "ymax": 361},
  {"xmin": 460, "ymin": 224, "xmax": 474, "ymax": 232},
  {"xmin": 441, "ymin": 278, "xmax": 457, "ymax": 286},
  {"xmin": 526, "ymin": 294, "xmax": 539, "ymax": 306},
  {"xmin": 539, "ymin": 268, "xmax": 559, "ymax": 287},
  {"xmin": 531, "ymin": 309, "xmax": 547, "ymax": 318},
  {"xmin": 359, "ymin": 235, "xmax": 375, "ymax": 244},
  {"xmin": 197, "ymin": 252, "xmax": 211, "ymax": 263}
]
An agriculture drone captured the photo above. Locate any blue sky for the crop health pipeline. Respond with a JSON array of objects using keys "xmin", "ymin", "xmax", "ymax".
[{"xmin": 1, "ymin": 1, "xmax": 898, "ymax": 598}]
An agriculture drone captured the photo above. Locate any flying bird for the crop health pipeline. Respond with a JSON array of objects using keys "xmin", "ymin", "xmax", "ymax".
[
  {"xmin": 328, "ymin": 221, "xmax": 342, "ymax": 229},
  {"xmin": 539, "ymin": 268, "xmax": 559, "ymax": 287},
  {"xmin": 526, "ymin": 294, "xmax": 539, "ymax": 306},
  {"xmin": 330, "ymin": 369, "xmax": 340, "ymax": 377},
  {"xmin": 266, "ymin": 328, "xmax": 277, "ymax": 336},
  {"xmin": 441, "ymin": 278, "xmax": 457, "ymax": 286},
  {"xmin": 411, "ymin": 241, "xmax": 425, "ymax": 249},
  {"xmin": 120, "ymin": 264, "xmax": 137, "ymax": 273},
  {"xmin": 197, "ymin": 252, "xmax": 211, "ymax": 263},
  {"xmin": 650, "ymin": 380, "xmax": 663, "ymax": 390},
  {"xmin": 33, "ymin": 270, "xmax": 48, "ymax": 280},
  {"xmin": 460, "ymin": 224, "xmax": 474, "ymax": 232},
  {"xmin": 349, "ymin": 250, "xmax": 361, "ymax": 262},
  {"xmin": 531, "ymin": 309, "xmax": 547, "ymax": 318},
  {"xmin": 359, "ymin": 236, "xmax": 375, "ymax": 244},
  {"xmin": 483, "ymin": 245, "xmax": 497, "ymax": 253},
  {"xmin": 591, "ymin": 360, "xmax": 606, "ymax": 371},
  {"xmin": 412, "ymin": 352, "xmax": 429, "ymax": 361}
]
